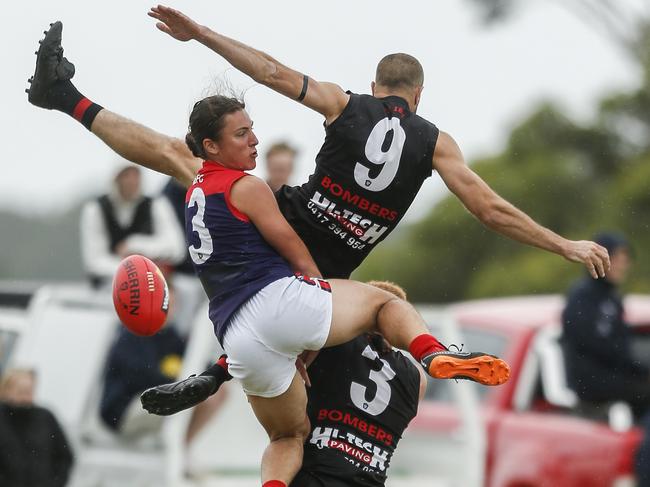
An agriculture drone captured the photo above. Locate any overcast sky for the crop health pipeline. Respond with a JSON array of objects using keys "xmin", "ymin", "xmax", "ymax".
[{"xmin": 2, "ymin": 0, "xmax": 641, "ymax": 219}]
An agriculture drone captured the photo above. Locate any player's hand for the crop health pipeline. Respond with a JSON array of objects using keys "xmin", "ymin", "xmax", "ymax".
[
  {"xmin": 148, "ymin": 5, "xmax": 202, "ymax": 42},
  {"xmin": 563, "ymin": 240, "xmax": 610, "ymax": 279},
  {"xmin": 296, "ymin": 356, "xmax": 311, "ymax": 387},
  {"xmin": 296, "ymin": 350, "xmax": 320, "ymax": 387}
]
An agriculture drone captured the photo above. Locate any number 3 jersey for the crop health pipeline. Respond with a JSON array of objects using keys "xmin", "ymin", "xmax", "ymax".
[
  {"xmin": 277, "ymin": 93, "xmax": 439, "ymax": 278},
  {"xmin": 185, "ymin": 163, "xmax": 293, "ymax": 343},
  {"xmin": 294, "ymin": 334, "xmax": 421, "ymax": 487}
]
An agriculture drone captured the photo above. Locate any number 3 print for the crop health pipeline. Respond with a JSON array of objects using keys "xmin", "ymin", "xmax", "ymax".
[
  {"xmin": 188, "ymin": 187, "xmax": 213, "ymax": 264},
  {"xmin": 354, "ymin": 117, "xmax": 406, "ymax": 192},
  {"xmin": 350, "ymin": 345, "xmax": 396, "ymax": 416}
]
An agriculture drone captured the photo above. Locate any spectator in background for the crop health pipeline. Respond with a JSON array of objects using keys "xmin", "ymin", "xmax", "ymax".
[
  {"xmin": 161, "ymin": 177, "xmax": 206, "ymax": 336},
  {"xmin": 264, "ymin": 141, "xmax": 297, "ymax": 192},
  {"xmin": 80, "ymin": 164, "xmax": 185, "ymax": 288},
  {"xmin": 100, "ymin": 288, "xmax": 223, "ymax": 444},
  {"xmin": 161, "ymin": 177, "xmax": 194, "ymax": 277},
  {"xmin": 562, "ymin": 232, "xmax": 650, "ymax": 485},
  {"xmin": 0, "ymin": 369, "xmax": 73, "ymax": 487},
  {"xmin": 562, "ymin": 233, "xmax": 647, "ymax": 409}
]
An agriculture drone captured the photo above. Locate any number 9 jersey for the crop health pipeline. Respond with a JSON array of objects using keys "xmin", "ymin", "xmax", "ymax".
[
  {"xmin": 292, "ymin": 334, "xmax": 421, "ymax": 487},
  {"xmin": 276, "ymin": 93, "xmax": 439, "ymax": 278}
]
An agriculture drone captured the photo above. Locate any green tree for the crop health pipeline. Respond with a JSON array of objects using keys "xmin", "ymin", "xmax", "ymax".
[
  {"xmin": 354, "ymin": 2, "xmax": 650, "ymax": 303},
  {"xmin": 466, "ymin": 0, "xmax": 649, "ymax": 56},
  {"xmin": 355, "ymin": 84, "xmax": 650, "ymax": 302}
]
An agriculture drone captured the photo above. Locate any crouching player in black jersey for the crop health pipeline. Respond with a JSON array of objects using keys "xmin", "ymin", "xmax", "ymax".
[{"xmin": 292, "ymin": 280, "xmax": 424, "ymax": 487}]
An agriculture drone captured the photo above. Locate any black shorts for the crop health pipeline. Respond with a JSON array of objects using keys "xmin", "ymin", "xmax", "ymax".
[{"xmin": 290, "ymin": 470, "xmax": 353, "ymax": 487}]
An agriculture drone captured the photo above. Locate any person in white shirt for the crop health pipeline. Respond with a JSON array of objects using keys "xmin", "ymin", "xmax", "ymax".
[{"xmin": 80, "ymin": 164, "xmax": 185, "ymax": 287}]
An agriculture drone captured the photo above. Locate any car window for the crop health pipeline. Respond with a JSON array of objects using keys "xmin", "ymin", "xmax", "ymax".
[{"xmin": 424, "ymin": 326, "xmax": 509, "ymax": 403}]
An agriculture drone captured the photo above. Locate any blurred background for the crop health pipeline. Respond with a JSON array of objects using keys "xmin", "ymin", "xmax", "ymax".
[{"xmin": 2, "ymin": 0, "xmax": 650, "ymax": 486}]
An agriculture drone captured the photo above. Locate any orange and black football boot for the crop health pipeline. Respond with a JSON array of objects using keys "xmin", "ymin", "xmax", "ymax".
[{"xmin": 422, "ymin": 348, "xmax": 510, "ymax": 386}]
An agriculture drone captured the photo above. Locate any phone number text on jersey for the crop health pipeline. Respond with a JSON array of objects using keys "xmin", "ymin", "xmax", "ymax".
[{"xmin": 307, "ymin": 200, "xmax": 367, "ymax": 250}]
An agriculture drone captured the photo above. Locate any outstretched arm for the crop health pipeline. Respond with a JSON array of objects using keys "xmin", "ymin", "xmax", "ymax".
[
  {"xmin": 91, "ymin": 110, "xmax": 201, "ymax": 188},
  {"xmin": 148, "ymin": 5, "xmax": 350, "ymax": 125},
  {"xmin": 433, "ymin": 131, "xmax": 610, "ymax": 278},
  {"xmin": 230, "ymin": 175, "xmax": 322, "ymax": 277}
]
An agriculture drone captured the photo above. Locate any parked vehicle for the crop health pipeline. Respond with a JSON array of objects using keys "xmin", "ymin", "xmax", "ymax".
[{"xmin": 404, "ymin": 295, "xmax": 650, "ymax": 487}]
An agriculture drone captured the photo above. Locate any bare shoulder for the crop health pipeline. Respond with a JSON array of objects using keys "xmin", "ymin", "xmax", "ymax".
[
  {"xmin": 306, "ymin": 80, "xmax": 350, "ymax": 125},
  {"xmin": 317, "ymin": 80, "xmax": 348, "ymax": 96},
  {"xmin": 434, "ymin": 131, "xmax": 462, "ymax": 157},
  {"xmin": 230, "ymin": 174, "xmax": 274, "ymax": 211},
  {"xmin": 432, "ymin": 131, "xmax": 464, "ymax": 170},
  {"xmin": 232, "ymin": 174, "xmax": 271, "ymax": 193}
]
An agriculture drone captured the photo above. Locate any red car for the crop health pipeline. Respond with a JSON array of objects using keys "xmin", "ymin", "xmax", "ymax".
[{"xmin": 399, "ymin": 295, "xmax": 650, "ymax": 487}]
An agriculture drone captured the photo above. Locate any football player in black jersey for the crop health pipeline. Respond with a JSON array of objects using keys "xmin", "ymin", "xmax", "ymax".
[
  {"xmin": 290, "ymin": 280, "xmax": 426, "ymax": 487},
  {"xmin": 29, "ymin": 8, "xmax": 608, "ymax": 417},
  {"xmin": 26, "ymin": 8, "xmax": 610, "ymax": 280},
  {"xmin": 145, "ymin": 5, "xmax": 605, "ymax": 407}
]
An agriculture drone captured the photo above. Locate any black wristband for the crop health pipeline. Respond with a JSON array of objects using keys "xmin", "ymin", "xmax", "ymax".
[{"xmin": 297, "ymin": 74, "xmax": 309, "ymax": 102}]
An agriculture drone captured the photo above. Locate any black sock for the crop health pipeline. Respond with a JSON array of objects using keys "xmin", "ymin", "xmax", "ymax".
[
  {"xmin": 48, "ymin": 79, "xmax": 103, "ymax": 131},
  {"xmin": 200, "ymin": 355, "xmax": 232, "ymax": 384}
]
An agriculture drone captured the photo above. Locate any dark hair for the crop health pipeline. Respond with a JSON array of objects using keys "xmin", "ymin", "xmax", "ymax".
[
  {"xmin": 375, "ymin": 53, "xmax": 424, "ymax": 90},
  {"xmin": 366, "ymin": 333, "xmax": 392, "ymax": 356},
  {"xmin": 593, "ymin": 231, "xmax": 633, "ymax": 257},
  {"xmin": 185, "ymin": 95, "xmax": 246, "ymax": 159}
]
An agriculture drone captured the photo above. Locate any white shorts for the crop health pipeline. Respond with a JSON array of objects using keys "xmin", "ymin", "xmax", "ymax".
[{"xmin": 222, "ymin": 275, "xmax": 332, "ymax": 398}]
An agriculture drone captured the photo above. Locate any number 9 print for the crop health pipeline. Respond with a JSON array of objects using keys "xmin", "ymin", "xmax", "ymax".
[{"xmin": 354, "ymin": 117, "xmax": 406, "ymax": 192}]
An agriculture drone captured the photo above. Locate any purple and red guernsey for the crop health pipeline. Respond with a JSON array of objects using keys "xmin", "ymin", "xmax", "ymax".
[{"xmin": 185, "ymin": 162, "xmax": 293, "ymax": 342}]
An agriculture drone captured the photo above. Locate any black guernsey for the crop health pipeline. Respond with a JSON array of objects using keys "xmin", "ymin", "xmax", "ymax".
[
  {"xmin": 277, "ymin": 93, "xmax": 439, "ymax": 278},
  {"xmin": 291, "ymin": 335, "xmax": 421, "ymax": 487}
]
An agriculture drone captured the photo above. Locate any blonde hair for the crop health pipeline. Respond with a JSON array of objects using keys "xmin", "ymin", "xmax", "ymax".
[
  {"xmin": 367, "ymin": 280, "xmax": 407, "ymax": 300},
  {"xmin": 265, "ymin": 141, "xmax": 297, "ymax": 161}
]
